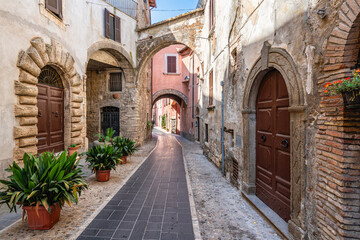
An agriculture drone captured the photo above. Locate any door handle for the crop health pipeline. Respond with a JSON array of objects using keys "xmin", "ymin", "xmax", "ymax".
[
  {"xmin": 281, "ymin": 139, "xmax": 289, "ymax": 148},
  {"xmin": 38, "ymin": 111, "xmax": 42, "ymax": 118},
  {"xmin": 52, "ymin": 112, "xmax": 59, "ymax": 117},
  {"xmin": 261, "ymin": 134, "xmax": 266, "ymax": 143}
]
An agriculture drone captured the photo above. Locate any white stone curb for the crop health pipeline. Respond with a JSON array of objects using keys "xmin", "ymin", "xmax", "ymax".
[{"xmin": 174, "ymin": 136, "xmax": 202, "ymax": 240}]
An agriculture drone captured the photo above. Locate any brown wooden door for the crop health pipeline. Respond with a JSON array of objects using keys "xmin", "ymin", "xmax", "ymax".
[
  {"xmin": 37, "ymin": 83, "xmax": 64, "ymax": 153},
  {"xmin": 256, "ymin": 70, "xmax": 291, "ymax": 222}
]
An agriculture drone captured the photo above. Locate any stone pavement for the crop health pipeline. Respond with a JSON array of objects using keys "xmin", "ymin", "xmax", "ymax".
[
  {"xmin": 176, "ymin": 136, "xmax": 282, "ymax": 240},
  {"xmin": 77, "ymin": 131, "xmax": 195, "ymax": 240}
]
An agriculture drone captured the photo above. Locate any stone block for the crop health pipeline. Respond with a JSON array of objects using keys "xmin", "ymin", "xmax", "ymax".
[
  {"xmin": 65, "ymin": 54, "xmax": 75, "ymax": 70},
  {"xmin": 14, "ymin": 105, "xmax": 37, "ymax": 117},
  {"xmin": 71, "ymin": 102, "xmax": 81, "ymax": 109},
  {"xmin": 19, "ymin": 96, "xmax": 37, "ymax": 105},
  {"xmin": 71, "ymin": 123, "xmax": 83, "ymax": 131},
  {"xmin": 19, "ymin": 70, "xmax": 38, "ymax": 85},
  {"xmin": 72, "ymin": 109, "xmax": 82, "ymax": 117},
  {"xmin": 71, "ymin": 137, "xmax": 82, "ymax": 145},
  {"xmin": 19, "ymin": 117, "xmax": 38, "ymax": 126},
  {"xmin": 30, "ymin": 37, "xmax": 49, "ymax": 64},
  {"xmin": 71, "ymin": 131, "xmax": 81, "ymax": 138},
  {"xmin": 27, "ymin": 47, "xmax": 45, "ymax": 69},
  {"xmin": 72, "ymin": 117, "xmax": 81, "ymax": 123},
  {"xmin": 46, "ymin": 43, "xmax": 55, "ymax": 63},
  {"xmin": 17, "ymin": 50, "xmax": 41, "ymax": 77},
  {"xmin": 14, "ymin": 146, "xmax": 37, "ymax": 160},
  {"xmin": 72, "ymin": 94, "xmax": 83, "ymax": 103},
  {"xmin": 15, "ymin": 81, "xmax": 38, "ymax": 97},
  {"xmin": 72, "ymin": 86, "xmax": 81, "ymax": 94},
  {"xmin": 71, "ymin": 74, "xmax": 82, "ymax": 87},
  {"xmin": 19, "ymin": 137, "xmax": 38, "ymax": 147},
  {"xmin": 53, "ymin": 40, "xmax": 62, "ymax": 65},
  {"xmin": 14, "ymin": 126, "xmax": 37, "ymax": 139}
]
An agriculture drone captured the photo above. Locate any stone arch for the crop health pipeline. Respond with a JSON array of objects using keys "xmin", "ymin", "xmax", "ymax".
[
  {"xmin": 14, "ymin": 37, "xmax": 84, "ymax": 160},
  {"xmin": 241, "ymin": 46, "xmax": 306, "ymax": 239},
  {"xmin": 87, "ymin": 40, "xmax": 135, "ymax": 71},
  {"xmin": 152, "ymin": 89, "xmax": 188, "ymax": 106}
]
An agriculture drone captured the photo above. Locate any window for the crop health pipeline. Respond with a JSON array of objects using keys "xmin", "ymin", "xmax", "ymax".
[
  {"xmin": 209, "ymin": 0, "xmax": 215, "ymax": 29},
  {"xmin": 105, "ymin": 9, "xmax": 121, "ymax": 43},
  {"xmin": 165, "ymin": 54, "xmax": 178, "ymax": 74},
  {"xmin": 109, "ymin": 72, "xmax": 122, "ymax": 91},
  {"xmin": 205, "ymin": 124, "xmax": 209, "ymax": 142},
  {"xmin": 45, "ymin": 0, "xmax": 62, "ymax": 19},
  {"xmin": 209, "ymin": 70, "xmax": 214, "ymax": 106}
]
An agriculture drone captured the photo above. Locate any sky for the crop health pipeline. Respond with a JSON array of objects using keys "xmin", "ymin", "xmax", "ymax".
[{"xmin": 151, "ymin": 0, "xmax": 199, "ymax": 24}]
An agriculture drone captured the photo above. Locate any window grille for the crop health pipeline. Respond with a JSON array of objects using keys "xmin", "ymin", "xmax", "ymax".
[{"xmin": 110, "ymin": 72, "xmax": 122, "ymax": 91}]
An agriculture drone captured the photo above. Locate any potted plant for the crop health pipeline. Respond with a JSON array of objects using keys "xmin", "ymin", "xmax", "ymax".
[
  {"xmin": 112, "ymin": 137, "xmax": 136, "ymax": 164},
  {"xmin": 0, "ymin": 152, "xmax": 87, "ymax": 230},
  {"xmin": 94, "ymin": 128, "xmax": 116, "ymax": 146},
  {"xmin": 325, "ymin": 69, "xmax": 360, "ymax": 108},
  {"xmin": 68, "ymin": 144, "xmax": 79, "ymax": 156},
  {"xmin": 83, "ymin": 144, "xmax": 122, "ymax": 182}
]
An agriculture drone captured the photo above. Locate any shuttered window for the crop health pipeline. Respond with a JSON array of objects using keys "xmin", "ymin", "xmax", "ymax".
[
  {"xmin": 209, "ymin": 0, "xmax": 215, "ymax": 29},
  {"xmin": 167, "ymin": 56, "xmax": 177, "ymax": 73},
  {"xmin": 209, "ymin": 70, "xmax": 214, "ymax": 106},
  {"xmin": 109, "ymin": 73, "xmax": 122, "ymax": 92},
  {"xmin": 45, "ymin": 0, "xmax": 62, "ymax": 19},
  {"xmin": 105, "ymin": 8, "xmax": 121, "ymax": 43}
]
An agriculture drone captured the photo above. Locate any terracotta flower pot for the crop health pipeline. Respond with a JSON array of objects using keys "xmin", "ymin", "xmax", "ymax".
[
  {"xmin": 96, "ymin": 169, "xmax": 111, "ymax": 182},
  {"xmin": 23, "ymin": 203, "xmax": 61, "ymax": 230},
  {"xmin": 113, "ymin": 94, "xmax": 118, "ymax": 99},
  {"xmin": 68, "ymin": 146, "xmax": 79, "ymax": 156},
  {"xmin": 120, "ymin": 156, "xmax": 127, "ymax": 164}
]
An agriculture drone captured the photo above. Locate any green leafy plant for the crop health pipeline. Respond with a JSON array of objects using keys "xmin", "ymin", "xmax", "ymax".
[
  {"xmin": 112, "ymin": 137, "xmax": 136, "ymax": 157},
  {"xmin": 69, "ymin": 144, "xmax": 78, "ymax": 148},
  {"xmin": 161, "ymin": 115, "xmax": 166, "ymax": 129},
  {"xmin": 0, "ymin": 152, "xmax": 88, "ymax": 213},
  {"xmin": 325, "ymin": 69, "xmax": 360, "ymax": 95},
  {"xmin": 95, "ymin": 128, "xmax": 116, "ymax": 143},
  {"xmin": 84, "ymin": 144, "xmax": 122, "ymax": 172},
  {"xmin": 147, "ymin": 121, "xmax": 153, "ymax": 130}
]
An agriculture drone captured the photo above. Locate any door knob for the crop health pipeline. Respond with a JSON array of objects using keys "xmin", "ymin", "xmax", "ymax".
[
  {"xmin": 261, "ymin": 134, "xmax": 266, "ymax": 142},
  {"xmin": 281, "ymin": 139, "xmax": 289, "ymax": 148},
  {"xmin": 38, "ymin": 111, "xmax": 42, "ymax": 118}
]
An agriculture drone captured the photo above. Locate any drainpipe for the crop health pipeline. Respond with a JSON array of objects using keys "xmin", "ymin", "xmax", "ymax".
[{"xmin": 221, "ymin": 80, "xmax": 225, "ymax": 176}]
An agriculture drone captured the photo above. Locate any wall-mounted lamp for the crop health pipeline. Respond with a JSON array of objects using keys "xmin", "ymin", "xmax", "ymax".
[
  {"xmin": 317, "ymin": 9, "xmax": 327, "ymax": 19},
  {"xmin": 184, "ymin": 76, "xmax": 190, "ymax": 81}
]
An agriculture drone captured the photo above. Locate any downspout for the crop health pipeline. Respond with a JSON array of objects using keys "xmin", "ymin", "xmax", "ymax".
[
  {"xmin": 192, "ymin": 53, "xmax": 195, "ymax": 120},
  {"xmin": 221, "ymin": 80, "xmax": 225, "ymax": 176}
]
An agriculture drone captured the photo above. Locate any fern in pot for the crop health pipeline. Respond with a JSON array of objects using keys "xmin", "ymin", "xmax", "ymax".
[
  {"xmin": 0, "ymin": 151, "xmax": 88, "ymax": 230},
  {"xmin": 112, "ymin": 137, "xmax": 136, "ymax": 164},
  {"xmin": 83, "ymin": 144, "xmax": 123, "ymax": 182}
]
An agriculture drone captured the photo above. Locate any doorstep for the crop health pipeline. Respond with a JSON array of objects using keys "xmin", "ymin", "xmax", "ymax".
[{"xmin": 242, "ymin": 192, "xmax": 290, "ymax": 240}]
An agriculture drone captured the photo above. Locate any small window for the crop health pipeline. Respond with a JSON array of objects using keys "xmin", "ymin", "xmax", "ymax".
[
  {"xmin": 45, "ymin": 0, "xmax": 63, "ymax": 19},
  {"xmin": 209, "ymin": 70, "xmax": 214, "ymax": 106},
  {"xmin": 105, "ymin": 9, "xmax": 121, "ymax": 43},
  {"xmin": 205, "ymin": 124, "xmax": 209, "ymax": 142},
  {"xmin": 109, "ymin": 72, "xmax": 122, "ymax": 92},
  {"xmin": 165, "ymin": 55, "xmax": 178, "ymax": 74}
]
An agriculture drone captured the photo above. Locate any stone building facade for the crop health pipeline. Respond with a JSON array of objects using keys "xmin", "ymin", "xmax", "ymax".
[
  {"xmin": 136, "ymin": 0, "xmax": 360, "ymax": 239},
  {"xmin": 0, "ymin": 0, "xmax": 153, "ymax": 179}
]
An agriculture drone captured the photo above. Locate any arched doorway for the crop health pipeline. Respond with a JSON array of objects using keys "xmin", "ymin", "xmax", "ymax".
[
  {"xmin": 256, "ymin": 69, "xmax": 290, "ymax": 221},
  {"xmin": 36, "ymin": 66, "xmax": 64, "ymax": 153}
]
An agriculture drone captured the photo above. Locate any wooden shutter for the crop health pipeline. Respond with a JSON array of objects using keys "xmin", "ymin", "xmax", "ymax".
[
  {"xmin": 167, "ymin": 56, "xmax": 177, "ymax": 73},
  {"xmin": 115, "ymin": 15, "xmax": 121, "ymax": 43},
  {"xmin": 46, "ymin": 0, "xmax": 62, "ymax": 19},
  {"xmin": 105, "ymin": 8, "xmax": 110, "ymax": 38},
  {"xmin": 110, "ymin": 73, "xmax": 122, "ymax": 91},
  {"xmin": 209, "ymin": 70, "xmax": 213, "ymax": 106}
]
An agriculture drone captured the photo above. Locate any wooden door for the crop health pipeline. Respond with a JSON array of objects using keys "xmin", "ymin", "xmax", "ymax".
[
  {"xmin": 37, "ymin": 84, "xmax": 64, "ymax": 153},
  {"xmin": 256, "ymin": 70, "xmax": 291, "ymax": 222}
]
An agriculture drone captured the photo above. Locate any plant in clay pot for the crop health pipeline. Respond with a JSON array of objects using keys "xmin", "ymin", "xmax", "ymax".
[
  {"xmin": 84, "ymin": 144, "xmax": 122, "ymax": 182},
  {"xmin": 94, "ymin": 128, "xmax": 116, "ymax": 146},
  {"xmin": 0, "ymin": 152, "xmax": 87, "ymax": 230},
  {"xmin": 112, "ymin": 137, "xmax": 136, "ymax": 164},
  {"xmin": 68, "ymin": 144, "xmax": 79, "ymax": 157},
  {"xmin": 113, "ymin": 94, "xmax": 118, "ymax": 99}
]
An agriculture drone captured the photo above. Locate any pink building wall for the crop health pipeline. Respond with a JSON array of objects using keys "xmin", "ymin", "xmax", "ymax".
[{"xmin": 151, "ymin": 44, "xmax": 200, "ymax": 140}]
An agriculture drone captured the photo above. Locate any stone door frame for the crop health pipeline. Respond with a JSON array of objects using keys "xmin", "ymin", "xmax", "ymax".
[
  {"xmin": 241, "ymin": 46, "xmax": 306, "ymax": 239},
  {"xmin": 14, "ymin": 37, "xmax": 83, "ymax": 160}
]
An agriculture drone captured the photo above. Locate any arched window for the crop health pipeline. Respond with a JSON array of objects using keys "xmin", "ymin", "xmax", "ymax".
[{"xmin": 38, "ymin": 66, "xmax": 63, "ymax": 88}]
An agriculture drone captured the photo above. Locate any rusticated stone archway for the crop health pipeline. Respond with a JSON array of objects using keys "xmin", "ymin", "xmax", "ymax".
[
  {"xmin": 14, "ymin": 37, "xmax": 84, "ymax": 160},
  {"xmin": 152, "ymin": 89, "xmax": 188, "ymax": 106},
  {"xmin": 242, "ymin": 45, "xmax": 306, "ymax": 239}
]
